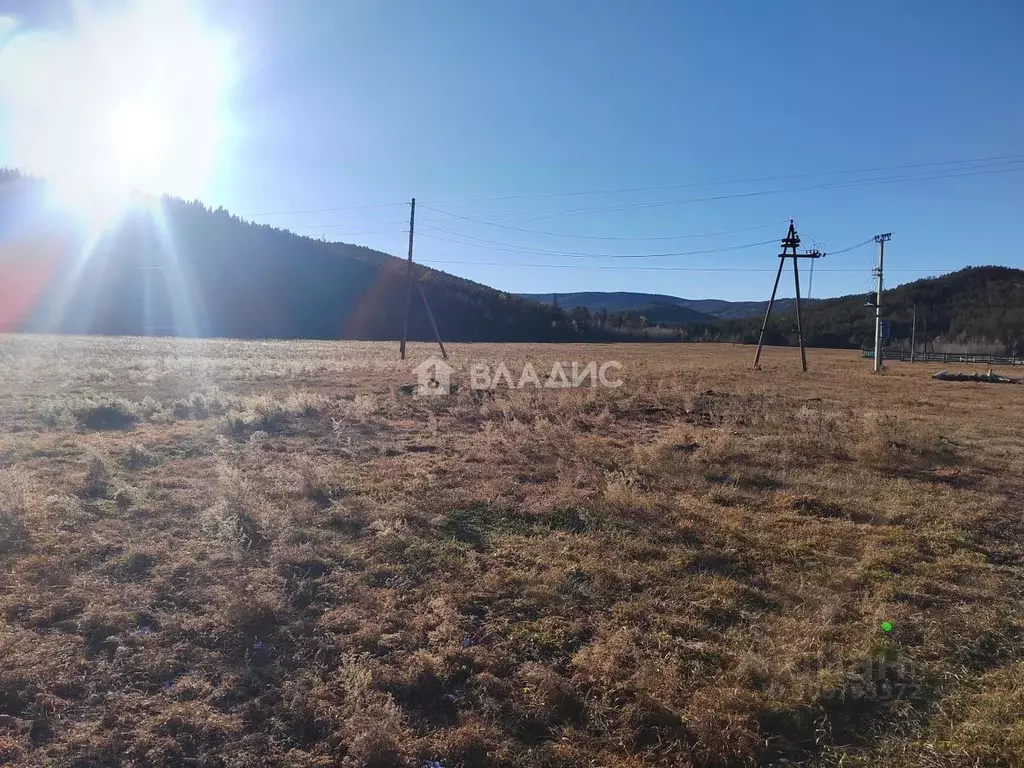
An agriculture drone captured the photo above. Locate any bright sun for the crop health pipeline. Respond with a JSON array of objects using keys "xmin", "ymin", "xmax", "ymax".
[
  {"xmin": 108, "ymin": 102, "xmax": 171, "ymax": 187},
  {"xmin": 0, "ymin": 0, "xmax": 235, "ymax": 230}
]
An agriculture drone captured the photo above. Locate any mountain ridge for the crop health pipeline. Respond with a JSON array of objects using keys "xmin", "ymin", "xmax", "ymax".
[
  {"xmin": 2, "ymin": 170, "xmax": 1022, "ymax": 350},
  {"xmin": 518, "ymin": 291, "xmax": 812, "ymax": 320}
]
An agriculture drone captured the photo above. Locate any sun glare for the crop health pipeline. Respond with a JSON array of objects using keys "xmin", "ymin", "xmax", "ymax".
[
  {"xmin": 109, "ymin": 102, "xmax": 170, "ymax": 185},
  {"xmin": 0, "ymin": 0, "xmax": 235, "ymax": 232}
]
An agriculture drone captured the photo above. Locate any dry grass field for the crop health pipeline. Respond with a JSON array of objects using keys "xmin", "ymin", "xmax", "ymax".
[{"xmin": 0, "ymin": 336, "xmax": 1021, "ymax": 767}]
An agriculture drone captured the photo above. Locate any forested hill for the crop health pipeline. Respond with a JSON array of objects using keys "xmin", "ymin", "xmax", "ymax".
[
  {"xmin": 519, "ymin": 291, "xmax": 809, "ymax": 320},
  {"xmin": 520, "ymin": 291, "xmax": 717, "ymax": 321},
  {"xmin": 0, "ymin": 171, "xmax": 579, "ymax": 342},
  {"xmin": 517, "ymin": 267, "xmax": 1024, "ymax": 350},
  {"xmin": 3, "ymin": 172, "xmax": 1021, "ymax": 348},
  {"xmin": 724, "ymin": 266, "xmax": 1024, "ymax": 351}
]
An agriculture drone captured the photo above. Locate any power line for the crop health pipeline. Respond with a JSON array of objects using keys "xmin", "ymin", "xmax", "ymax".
[
  {"xmin": 420, "ymin": 153, "xmax": 1024, "ymax": 204},
  {"xmin": 243, "ymin": 201, "xmax": 408, "ymax": 218},
  {"xmin": 823, "ymin": 238, "xmax": 876, "ymax": 256},
  {"xmin": 417, "ymin": 212, "xmax": 790, "ymax": 241},
  {"xmin": 417, "ymin": 258, "xmax": 938, "ymax": 273},
  {"xmin": 258, "ymin": 161, "xmax": 1024, "ymax": 238},
  {"xmin": 263, "ymin": 206, "xmax": 790, "ymax": 233},
  {"xmin": 289, "ymin": 220, "xmax": 411, "ymax": 230},
  {"xmin": 420, "ymin": 160, "xmax": 1024, "ymax": 226},
  {"xmin": 280, "ymin": 215, "xmax": 789, "ymax": 238},
  {"xmin": 235, "ymin": 152, "xmax": 1024, "ymax": 222},
  {"xmin": 297, "ymin": 228, "xmax": 409, "ymax": 237},
  {"xmin": 420, "ymin": 261, "xmax": 792, "ymax": 272},
  {"xmin": 266, "ymin": 210, "xmax": 605, "ymax": 231},
  {"xmin": 416, "ymin": 230, "xmax": 779, "ymax": 259},
  {"xmin": 280, "ymin": 215, "xmax": 544, "ymax": 230},
  {"xmin": 417, "ymin": 227, "xmax": 875, "ymax": 261},
  {"xmin": 415, "ymin": 233, "xmax": 883, "ymax": 273},
  {"xmin": 280, "ymin": 222, "xmax": 871, "ymax": 255},
  {"xmin": 445, "ymin": 160, "xmax": 1024, "ymax": 227}
]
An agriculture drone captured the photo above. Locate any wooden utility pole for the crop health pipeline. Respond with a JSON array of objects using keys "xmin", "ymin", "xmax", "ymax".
[
  {"xmin": 398, "ymin": 196, "xmax": 448, "ymax": 362},
  {"xmin": 417, "ymin": 282, "xmax": 448, "ymax": 360},
  {"xmin": 400, "ymin": 198, "xmax": 415, "ymax": 360},
  {"xmin": 871, "ymin": 233, "xmax": 891, "ymax": 373},
  {"xmin": 791, "ymin": 248, "xmax": 807, "ymax": 372},
  {"xmin": 753, "ymin": 220, "xmax": 822, "ymax": 371},
  {"xmin": 910, "ymin": 305, "xmax": 917, "ymax": 363},
  {"xmin": 753, "ymin": 256, "xmax": 786, "ymax": 369}
]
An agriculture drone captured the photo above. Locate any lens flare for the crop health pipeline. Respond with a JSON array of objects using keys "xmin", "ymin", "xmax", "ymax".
[
  {"xmin": 0, "ymin": 0, "xmax": 235, "ymax": 231},
  {"xmin": 0, "ymin": 1, "xmax": 232, "ymax": 338}
]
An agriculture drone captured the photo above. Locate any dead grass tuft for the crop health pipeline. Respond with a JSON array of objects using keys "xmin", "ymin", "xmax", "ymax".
[
  {"xmin": 202, "ymin": 466, "xmax": 275, "ymax": 550},
  {"xmin": 0, "ymin": 469, "xmax": 30, "ymax": 553},
  {"xmin": 225, "ymin": 392, "xmax": 326, "ymax": 437},
  {"xmin": 81, "ymin": 453, "xmax": 113, "ymax": 498},
  {"xmin": 124, "ymin": 443, "xmax": 158, "ymax": 469},
  {"xmin": 855, "ymin": 412, "xmax": 959, "ymax": 475}
]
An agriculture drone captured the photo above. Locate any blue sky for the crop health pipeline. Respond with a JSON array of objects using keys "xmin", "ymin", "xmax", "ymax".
[{"xmin": 3, "ymin": 0, "xmax": 1023, "ymax": 301}]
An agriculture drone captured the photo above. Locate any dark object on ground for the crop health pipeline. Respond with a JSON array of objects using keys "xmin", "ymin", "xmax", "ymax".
[
  {"xmin": 80, "ymin": 403, "xmax": 139, "ymax": 430},
  {"xmin": 673, "ymin": 442, "xmax": 701, "ymax": 453},
  {"xmin": 932, "ymin": 369, "xmax": 1020, "ymax": 384}
]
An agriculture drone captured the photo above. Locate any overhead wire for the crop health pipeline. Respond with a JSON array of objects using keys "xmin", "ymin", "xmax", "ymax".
[
  {"xmin": 419, "ymin": 153, "xmax": 1024, "ymax": 204},
  {"xmin": 234, "ymin": 155, "xmax": 1014, "ymax": 298},
  {"xmin": 289, "ymin": 220, "xmax": 411, "ymax": 230},
  {"xmin": 263, "ymin": 158, "xmax": 1024, "ymax": 234},
  {"xmin": 236, "ymin": 152, "xmax": 1024, "ymax": 223},
  {"xmin": 416, "ymin": 259, "xmax": 943, "ymax": 274},
  {"xmin": 419, "ymin": 216, "xmax": 791, "ymax": 241},
  {"xmin": 242, "ymin": 201, "xmax": 407, "ymax": 218},
  {"xmin": 415, "ymin": 230, "xmax": 779, "ymax": 259},
  {"xmin": 281, "ymin": 214, "xmax": 790, "ymax": 237},
  {"xmin": 417, "ymin": 160, "xmax": 1024, "ymax": 227},
  {"xmin": 802, "ymin": 235, "xmax": 875, "ymax": 303},
  {"xmin": 297, "ymin": 228, "xmax": 409, "ymax": 237},
  {"xmin": 823, "ymin": 238, "xmax": 875, "ymax": 256},
  {"xmin": 415, "ymin": 228, "xmax": 880, "ymax": 274}
]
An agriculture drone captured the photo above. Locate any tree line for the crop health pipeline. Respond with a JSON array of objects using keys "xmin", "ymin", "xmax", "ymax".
[{"xmin": 2, "ymin": 170, "xmax": 1021, "ymax": 350}]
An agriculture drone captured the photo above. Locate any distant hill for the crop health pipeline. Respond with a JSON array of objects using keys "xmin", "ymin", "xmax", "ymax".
[
  {"xmin": 676, "ymin": 298, "xmax": 810, "ymax": 319},
  {"xmin": 520, "ymin": 291, "xmax": 699, "ymax": 314},
  {"xmin": 0, "ymin": 170, "xmax": 580, "ymax": 342},
  {"xmin": 519, "ymin": 291, "xmax": 813, "ymax": 320},
  {"xmin": 744, "ymin": 265, "xmax": 1024, "ymax": 351},
  {"xmin": 522, "ymin": 268, "xmax": 1024, "ymax": 352},
  {"xmin": 3, "ymin": 171, "xmax": 1021, "ymax": 350}
]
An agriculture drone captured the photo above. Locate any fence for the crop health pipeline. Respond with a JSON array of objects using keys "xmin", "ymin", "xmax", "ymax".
[{"xmin": 875, "ymin": 350, "xmax": 1023, "ymax": 365}]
